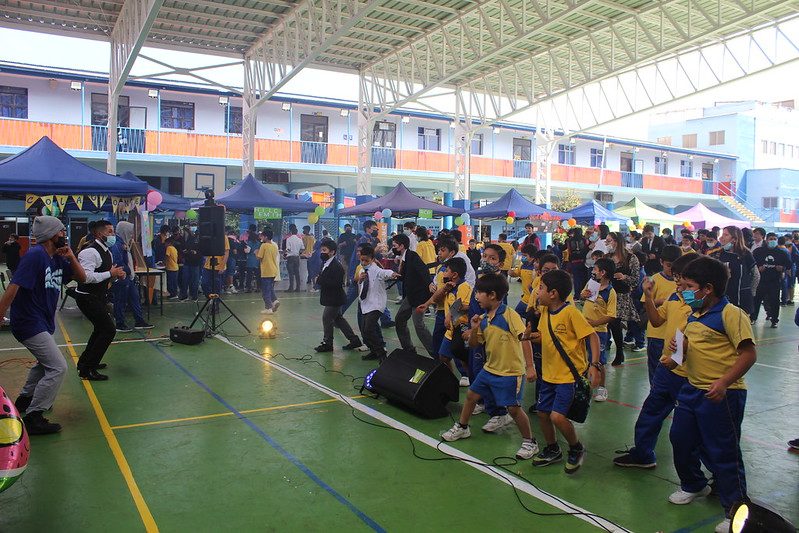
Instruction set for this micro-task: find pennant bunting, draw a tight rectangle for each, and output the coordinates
[25,194,39,210]
[72,195,84,210]
[111,197,121,214]
[55,195,69,210]
[87,195,99,208]
[98,196,108,208]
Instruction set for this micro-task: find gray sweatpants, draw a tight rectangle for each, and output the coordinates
[19,331,68,414]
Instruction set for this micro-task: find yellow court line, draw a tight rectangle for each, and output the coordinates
[57,318,159,533]
[112,396,366,430]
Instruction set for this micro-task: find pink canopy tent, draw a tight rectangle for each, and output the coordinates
[674,202,750,229]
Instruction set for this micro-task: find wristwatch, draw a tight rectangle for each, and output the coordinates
[590,362,603,370]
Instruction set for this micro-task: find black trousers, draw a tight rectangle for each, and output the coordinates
[361,310,385,357]
[322,305,358,346]
[75,293,116,371]
[753,282,780,322]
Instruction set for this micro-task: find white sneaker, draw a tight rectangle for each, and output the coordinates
[357,345,370,352]
[394,296,403,304]
[714,519,730,533]
[668,486,711,505]
[515,440,540,460]
[272,300,280,311]
[482,414,513,433]
[261,308,273,315]
[472,403,485,415]
[632,344,647,352]
[593,386,608,402]
[442,423,471,442]
[459,376,470,387]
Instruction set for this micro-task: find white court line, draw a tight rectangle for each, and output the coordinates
[754,362,799,373]
[0,336,167,352]
[215,334,628,532]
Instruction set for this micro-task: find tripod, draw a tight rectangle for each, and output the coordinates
[189,257,250,335]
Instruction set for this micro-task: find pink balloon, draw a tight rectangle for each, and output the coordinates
[374,210,383,220]
[147,190,163,210]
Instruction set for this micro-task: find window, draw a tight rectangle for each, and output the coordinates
[590,148,604,168]
[471,133,483,156]
[682,134,697,148]
[708,130,725,145]
[701,162,714,180]
[0,86,27,118]
[558,143,575,165]
[779,143,786,157]
[224,105,242,134]
[769,141,777,155]
[762,197,778,209]
[655,156,668,175]
[656,136,672,145]
[620,151,633,172]
[161,100,195,130]
[417,127,440,151]
[91,93,130,127]
[783,197,793,213]
[513,138,532,161]
[762,139,769,154]
[373,121,396,148]
[680,159,693,178]
[794,198,799,211]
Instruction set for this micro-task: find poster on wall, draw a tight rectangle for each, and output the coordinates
[139,205,152,257]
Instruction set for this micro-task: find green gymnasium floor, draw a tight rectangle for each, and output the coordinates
[0,282,797,533]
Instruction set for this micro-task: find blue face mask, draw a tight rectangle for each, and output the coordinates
[768,240,778,248]
[105,235,117,247]
[722,242,733,251]
[681,289,705,310]
[589,233,598,242]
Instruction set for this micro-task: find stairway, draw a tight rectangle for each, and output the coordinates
[719,195,765,224]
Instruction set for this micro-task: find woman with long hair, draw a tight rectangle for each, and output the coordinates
[719,225,755,314]
[605,231,641,366]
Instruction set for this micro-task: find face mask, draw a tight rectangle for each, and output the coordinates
[607,244,616,253]
[585,259,595,269]
[589,233,598,242]
[105,235,117,247]
[480,260,498,273]
[392,246,401,256]
[768,240,778,248]
[442,276,452,284]
[591,273,601,282]
[722,242,733,251]
[54,236,67,248]
[682,289,705,310]
[319,252,330,262]
[370,230,378,238]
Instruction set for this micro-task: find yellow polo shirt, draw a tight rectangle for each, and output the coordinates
[444,281,472,340]
[476,304,527,376]
[582,284,617,333]
[498,242,515,271]
[204,236,229,271]
[656,292,692,378]
[255,241,279,278]
[510,263,537,303]
[641,272,677,339]
[538,303,595,384]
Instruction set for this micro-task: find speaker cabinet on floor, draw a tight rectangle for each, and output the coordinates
[369,349,459,418]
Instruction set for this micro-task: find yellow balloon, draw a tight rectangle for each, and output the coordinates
[308,213,319,224]
[505,216,514,224]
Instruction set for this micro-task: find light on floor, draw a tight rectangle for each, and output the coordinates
[730,500,796,533]
[259,319,276,339]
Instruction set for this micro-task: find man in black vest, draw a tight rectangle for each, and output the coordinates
[641,224,665,275]
[392,233,434,356]
[75,220,126,380]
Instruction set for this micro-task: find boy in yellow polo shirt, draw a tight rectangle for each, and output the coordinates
[255,229,280,314]
[641,244,681,384]
[529,270,600,474]
[442,272,539,461]
[164,237,179,299]
[579,257,616,402]
[613,252,697,469]
[509,244,537,316]
[666,256,756,533]
[497,233,515,276]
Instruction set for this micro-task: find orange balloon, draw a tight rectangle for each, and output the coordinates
[568,218,577,227]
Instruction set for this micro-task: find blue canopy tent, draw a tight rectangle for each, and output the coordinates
[564,200,628,225]
[338,182,462,217]
[467,189,561,219]
[119,171,190,212]
[0,137,148,204]
[191,174,317,213]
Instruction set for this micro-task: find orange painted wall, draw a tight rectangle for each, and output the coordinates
[643,175,703,193]
[0,120,86,150]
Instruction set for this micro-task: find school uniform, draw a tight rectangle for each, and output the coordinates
[642,272,677,384]
[317,255,360,348]
[394,248,433,355]
[536,302,595,415]
[437,280,472,359]
[470,304,527,407]
[255,241,279,310]
[498,242,515,275]
[582,284,617,365]
[75,240,116,373]
[510,262,536,316]
[357,262,395,359]
[165,244,179,297]
[669,298,753,516]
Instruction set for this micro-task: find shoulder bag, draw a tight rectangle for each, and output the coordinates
[546,312,592,423]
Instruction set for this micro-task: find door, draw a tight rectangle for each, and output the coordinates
[0,220,15,265]
[513,138,533,178]
[633,159,644,173]
[372,121,396,168]
[620,152,633,172]
[69,221,88,253]
[300,114,329,164]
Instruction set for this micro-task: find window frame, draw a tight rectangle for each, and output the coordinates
[557,143,575,165]
[682,134,697,148]
[589,148,604,168]
[680,159,693,178]
[0,85,28,119]
[160,99,195,130]
[417,127,441,151]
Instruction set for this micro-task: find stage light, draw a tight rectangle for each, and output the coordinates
[730,500,796,533]
[259,319,276,339]
[362,368,378,392]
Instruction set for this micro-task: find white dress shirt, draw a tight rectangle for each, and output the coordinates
[592,239,609,255]
[455,251,477,286]
[321,256,336,272]
[358,264,395,314]
[405,230,418,252]
[285,234,303,257]
[77,241,112,285]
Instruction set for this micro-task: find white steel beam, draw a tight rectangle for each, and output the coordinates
[245,0,385,110]
[356,74,375,196]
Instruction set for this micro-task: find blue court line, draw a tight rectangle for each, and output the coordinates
[672,513,725,533]
[147,342,386,532]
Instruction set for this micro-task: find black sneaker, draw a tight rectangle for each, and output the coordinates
[342,339,363,350]
[528,404,538,414]
[565,443,585,474]
[788,438,799,450]
[116,325,134,333]
[14,395,32,414]
[613,452,656,469]
[532,444,562,467]
[611,354,624,366]
[134,322,155,330]
[23,411,62,435]
[361,352,379,361]
[314,344,333,353]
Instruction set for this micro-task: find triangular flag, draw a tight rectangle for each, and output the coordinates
[111,197,121,214]
[41,195,53,209]
[98,195,108,208]
[55,195,69,210]
[25,194,39,210]
[88,195,99,208]
[72,195,84,210]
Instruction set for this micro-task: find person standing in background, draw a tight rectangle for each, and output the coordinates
[301,225,316,290]
[111,221,153,332]
[337,223,357,282]
[3,233,21,275]
[245,225,261,292]
[283,224,304,292]
[180,226,201,302]
[256,229,280,315]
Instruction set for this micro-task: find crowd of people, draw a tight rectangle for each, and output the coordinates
[2,214,797,532]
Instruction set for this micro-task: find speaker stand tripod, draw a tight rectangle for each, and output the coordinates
[188,257,250,336]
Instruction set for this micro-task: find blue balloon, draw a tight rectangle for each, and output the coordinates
[462,213,470,223]
[336,202,345,210]
[381,208,392,218]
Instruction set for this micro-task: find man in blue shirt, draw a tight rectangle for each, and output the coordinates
[0,216,86,434]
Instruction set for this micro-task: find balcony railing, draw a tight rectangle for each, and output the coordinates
[621,171,643,188]
[300,141,328,164]
[513,159,532,179]
[91,125,146,153]
[372,146,396,168]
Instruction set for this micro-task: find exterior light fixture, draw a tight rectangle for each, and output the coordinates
[281,102,291,111]
[218,96,229,106]
[70,81,82,91]
[148,89,159,98]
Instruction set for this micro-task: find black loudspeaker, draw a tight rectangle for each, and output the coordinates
[170,326,205,345]
[368,349,459,418]
[198,205,226,256]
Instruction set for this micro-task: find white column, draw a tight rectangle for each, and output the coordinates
[356,75,374,196]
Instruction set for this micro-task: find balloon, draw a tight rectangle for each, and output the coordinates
[561,220,570,229]
[626,219,635,227]
[314,206,325,216]
[508,211,516,218]
[461,213,470,223]
[683,220,691,227]
[374,211,383,220]
[308,213,319,224]
[454,216,463,226]
[594,219,601,227]
[336,202,345,210]
[381,208,392,218]
[146,190,163,210]
[505,216,514,224]
[688,224,695,231]
[0,384,29,493]
[568,218,577,227]
[186,209,198,220]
